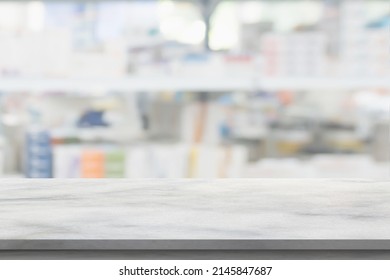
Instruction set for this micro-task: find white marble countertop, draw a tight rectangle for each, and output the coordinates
[0,179,389,244]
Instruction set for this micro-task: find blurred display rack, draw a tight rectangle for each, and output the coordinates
[0,76,389,93]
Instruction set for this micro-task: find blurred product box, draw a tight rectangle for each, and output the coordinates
[53,145,81,178]
[174,53,220,77]
[25,130,52,178]
[223,54,259,77]
[0,30,72,77]
[81,149,105,178]
[105,150,126,178]
[70,52,127,78]
[261,32,327,77]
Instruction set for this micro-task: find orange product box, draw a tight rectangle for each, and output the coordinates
[81,150,105,178]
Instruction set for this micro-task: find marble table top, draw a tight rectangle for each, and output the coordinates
[0,179,389,250]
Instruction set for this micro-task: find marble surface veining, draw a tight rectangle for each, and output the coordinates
[0,179,389,239]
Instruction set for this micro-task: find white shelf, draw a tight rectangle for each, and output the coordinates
[0,76,389,92]
[0,76,257,92]
[260,77,390,91]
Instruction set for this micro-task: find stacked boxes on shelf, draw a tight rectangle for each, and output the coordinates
[53,144,247,178]
[339,1,369,77]
[339,1,389,77]
[54,145,126,178]
[261,32,327,77]
[364,29,390,77]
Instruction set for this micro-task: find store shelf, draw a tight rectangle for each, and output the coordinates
[260,77,390,91]
[0,76,389,93]
[0,76,257,93]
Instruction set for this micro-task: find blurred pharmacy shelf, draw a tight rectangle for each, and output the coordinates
[1,76,390,93]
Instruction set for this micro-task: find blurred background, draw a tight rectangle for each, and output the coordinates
[0,0,389,179]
